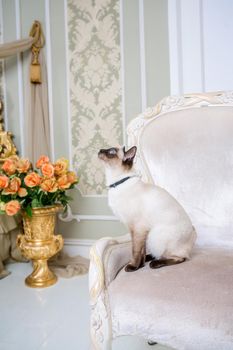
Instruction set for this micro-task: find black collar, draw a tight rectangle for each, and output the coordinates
[109,176,132,189]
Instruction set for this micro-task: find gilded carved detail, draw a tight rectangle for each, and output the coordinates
[17,234,63,261]
[0,102,17,163]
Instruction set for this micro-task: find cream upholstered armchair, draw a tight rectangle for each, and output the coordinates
[89,91,233,350]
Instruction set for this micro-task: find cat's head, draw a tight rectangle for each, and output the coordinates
[98,146,137,171]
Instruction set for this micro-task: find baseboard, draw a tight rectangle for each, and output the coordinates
[63,238,96,259]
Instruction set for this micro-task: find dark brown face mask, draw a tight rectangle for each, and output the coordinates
[98,146,137,170]
[98,147,119,159]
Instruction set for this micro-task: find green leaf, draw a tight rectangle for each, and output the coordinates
[59,194,73,202]
[31,198,41,208]
[25,205,32,217]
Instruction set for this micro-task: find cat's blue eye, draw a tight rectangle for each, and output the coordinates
[109,148,117,155]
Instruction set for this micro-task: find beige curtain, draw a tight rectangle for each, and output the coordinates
[0,21,51,162]
[0,22,51,277]
[0,21,89,279]
[0,215,26,279]
[49,253,89,278]
[25,51,51,162]
[0,37,35,59]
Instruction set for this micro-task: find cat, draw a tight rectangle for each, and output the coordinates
[98,146,196,272]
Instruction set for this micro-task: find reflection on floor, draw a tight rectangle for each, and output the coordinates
[0,263,171,350]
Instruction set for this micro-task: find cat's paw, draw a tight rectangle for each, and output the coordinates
[125,263,139,272]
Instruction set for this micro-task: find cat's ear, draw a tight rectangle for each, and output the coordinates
[123,146,137,162]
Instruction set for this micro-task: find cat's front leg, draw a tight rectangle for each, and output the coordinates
[125,230,147,272]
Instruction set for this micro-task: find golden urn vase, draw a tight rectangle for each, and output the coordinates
[17,205,64,288]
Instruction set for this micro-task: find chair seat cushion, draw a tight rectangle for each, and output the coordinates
[108,246,233,350]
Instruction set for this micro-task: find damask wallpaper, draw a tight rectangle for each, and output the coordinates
[68,0,123,195]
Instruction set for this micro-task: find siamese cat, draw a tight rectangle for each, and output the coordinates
[98,146,196,272]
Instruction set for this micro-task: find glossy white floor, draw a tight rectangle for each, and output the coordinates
[0,262,171,350]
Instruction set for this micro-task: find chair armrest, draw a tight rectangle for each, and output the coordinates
[89,235,131,349]
[89,234,131,305]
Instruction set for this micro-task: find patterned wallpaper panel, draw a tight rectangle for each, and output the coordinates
[68,0,123,195]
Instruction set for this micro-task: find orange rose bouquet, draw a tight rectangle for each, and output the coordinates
[0,155,78,217]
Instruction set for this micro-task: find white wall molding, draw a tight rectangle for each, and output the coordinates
[45,0,55,162]
[63,238,95,259]
[0,0,3,42]
[168,0,183,95]
[15,0,25,156]
[138,0,147,110]
[199,0,205,92]
[168,0,205,94]
[119,0,126,146]
[64,0,73,170]
[59,206,119,223]
[181,0,205,93]
[75,190,108,199]
[168,0,233,94]
[0,0,8,130]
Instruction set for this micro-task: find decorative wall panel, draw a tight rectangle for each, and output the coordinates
[168,0,233,95]
[68,0,123,195]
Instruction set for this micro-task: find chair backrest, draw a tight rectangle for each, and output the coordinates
[127,91,233,246]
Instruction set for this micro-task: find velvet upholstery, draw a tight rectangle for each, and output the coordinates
[140,106,233,243]
[109,245,233,349]
[89,92,233,350]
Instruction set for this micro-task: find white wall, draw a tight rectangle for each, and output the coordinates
[0,0,170,240]
[168,0,233,95]
[1,0,233,241]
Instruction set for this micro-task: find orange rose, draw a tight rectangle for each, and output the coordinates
[0,175,9,189]
[54,158,69,176]
[24,172,41,187]
[3,177,21,195]
[40,177,58,193]
[18,187,28,197]
[16,158,31,173]
[2,159,17,175]
[57,174,71,190]
[67,171,78,184]
[5,200,21,216]
[36,155,50,169]
[41,163,54,178]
